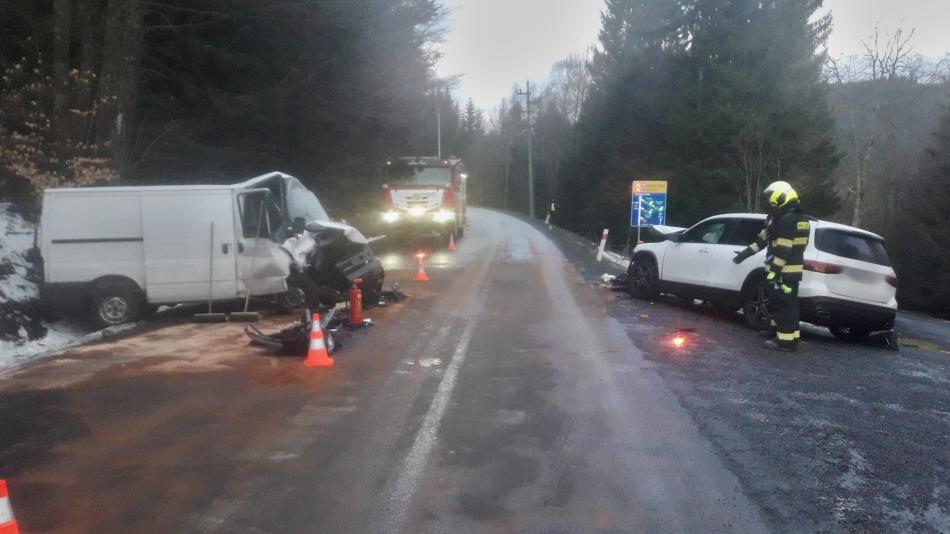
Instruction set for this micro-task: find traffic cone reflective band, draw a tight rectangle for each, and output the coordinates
[304,314,333,368]
[448,234,457,252]
[414,253,430,282]
[0,480,20,534]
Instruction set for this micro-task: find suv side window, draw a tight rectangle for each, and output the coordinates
[723,218,765,246]
[681,219,734,244]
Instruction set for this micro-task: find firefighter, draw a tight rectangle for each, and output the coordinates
[732,181,811,352]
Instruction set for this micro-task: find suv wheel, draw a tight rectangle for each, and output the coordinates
[626,259,658,299]
[829,326,872,341]
[742,280,774,331]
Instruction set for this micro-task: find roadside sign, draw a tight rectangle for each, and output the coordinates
[630,180,668,227]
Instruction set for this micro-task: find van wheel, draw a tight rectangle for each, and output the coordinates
[829,326,872,342]
[277,274,321,312]
[626,258,658,299]
[91,284,143,329]
[742,281,774,331]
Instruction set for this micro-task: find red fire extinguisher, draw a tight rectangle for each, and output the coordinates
[348,278,364,326]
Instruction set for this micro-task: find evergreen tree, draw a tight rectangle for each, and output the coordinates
[893,102,950,317]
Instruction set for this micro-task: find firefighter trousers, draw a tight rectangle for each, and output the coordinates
[772,280,800,348]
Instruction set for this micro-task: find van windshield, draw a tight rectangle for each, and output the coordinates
[286,179,330,222]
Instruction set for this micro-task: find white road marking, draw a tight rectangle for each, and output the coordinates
[383,312,481,533]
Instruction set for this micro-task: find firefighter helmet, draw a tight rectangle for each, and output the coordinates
[763,181,798,208]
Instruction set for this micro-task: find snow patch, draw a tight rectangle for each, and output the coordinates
[0,202,100,371]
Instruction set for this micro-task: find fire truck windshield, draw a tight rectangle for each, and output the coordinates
[391,165,452,185]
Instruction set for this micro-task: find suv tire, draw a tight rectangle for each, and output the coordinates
[626,258,659,300]
[829,326,872,341]
[742,280,774,331]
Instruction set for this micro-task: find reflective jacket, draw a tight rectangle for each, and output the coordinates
[741,208,811,282]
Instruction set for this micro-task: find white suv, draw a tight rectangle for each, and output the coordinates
[626,213,898,340]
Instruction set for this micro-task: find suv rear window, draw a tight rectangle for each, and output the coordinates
[816,228,890,266]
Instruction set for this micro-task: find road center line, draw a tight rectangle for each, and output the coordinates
[383,308,481,533]
[380,244,496,533]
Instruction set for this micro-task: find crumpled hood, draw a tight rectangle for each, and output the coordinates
[305,220,370,245]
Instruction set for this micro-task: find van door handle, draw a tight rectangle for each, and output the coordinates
[237,243,244,254]
[222,243,230,255]
[699,248,710,254]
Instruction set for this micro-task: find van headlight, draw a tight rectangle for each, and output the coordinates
[432,210,454,223]
[382,211,400,223]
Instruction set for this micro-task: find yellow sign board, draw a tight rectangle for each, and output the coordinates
[632,180,668,195]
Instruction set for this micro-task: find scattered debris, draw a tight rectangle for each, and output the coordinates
[640,314,651,320]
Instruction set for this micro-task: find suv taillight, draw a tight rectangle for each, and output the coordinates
[804,259,843,274]
[886,275,898,287]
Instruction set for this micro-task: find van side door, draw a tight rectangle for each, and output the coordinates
[142,191,239,303]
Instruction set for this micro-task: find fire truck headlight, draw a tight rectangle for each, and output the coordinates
[382,211,400,223]
[432,210,455,223]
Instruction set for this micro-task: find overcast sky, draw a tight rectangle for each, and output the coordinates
[435,0,950,110]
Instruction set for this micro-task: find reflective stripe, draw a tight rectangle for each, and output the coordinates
[310,338,326,350]
[764,264,771,273]
[772,256,787,267]
[757,230,768,240]
[749,243,760,252]
[782,264,803,274]
[770,320,777,327]
[793,237,808,245]
[0,498,13,524]
[777,331,797,341]
[773,238,794,247]
[794,330,801,339]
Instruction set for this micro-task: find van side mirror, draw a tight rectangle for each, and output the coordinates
[292,217,306,234]
[666,233,682,242]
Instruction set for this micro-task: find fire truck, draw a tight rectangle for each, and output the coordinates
[380,157,468,240]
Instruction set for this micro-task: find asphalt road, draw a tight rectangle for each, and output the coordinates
[1,208,948,533]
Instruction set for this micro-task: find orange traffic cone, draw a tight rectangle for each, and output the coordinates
[447,233,457,252]
[0,480,20,534]
[303,314,333,368]
[414,253,430,282]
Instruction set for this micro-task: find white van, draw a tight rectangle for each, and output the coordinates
[38,172,325,327]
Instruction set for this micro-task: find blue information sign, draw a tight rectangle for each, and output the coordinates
[630,193,667,227]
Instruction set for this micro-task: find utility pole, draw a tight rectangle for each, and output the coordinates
[435,86,442,160]
[516,80,537,218]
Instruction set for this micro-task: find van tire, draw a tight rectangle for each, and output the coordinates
[277,274,321,311]
[90,282,144,329]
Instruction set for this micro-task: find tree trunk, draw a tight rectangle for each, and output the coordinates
[76,0,101,144]
[52,0,72,144]
[94,0,144,177]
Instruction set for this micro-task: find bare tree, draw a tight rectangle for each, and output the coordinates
[826,26,925,227]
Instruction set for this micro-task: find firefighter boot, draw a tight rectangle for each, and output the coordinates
[763,339,796,352]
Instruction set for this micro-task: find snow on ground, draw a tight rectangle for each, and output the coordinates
[601,250,631,272]
[0,202,88,370]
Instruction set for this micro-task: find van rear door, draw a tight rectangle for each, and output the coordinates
[142,191,239,303]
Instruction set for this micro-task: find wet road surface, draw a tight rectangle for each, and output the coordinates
[2,208,949,533]
[1,208,766,533]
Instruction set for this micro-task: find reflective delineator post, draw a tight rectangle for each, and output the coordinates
[414,253,430,282]
[303,314,333,368]
[0,480,20,534]
[596,228,609,262]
